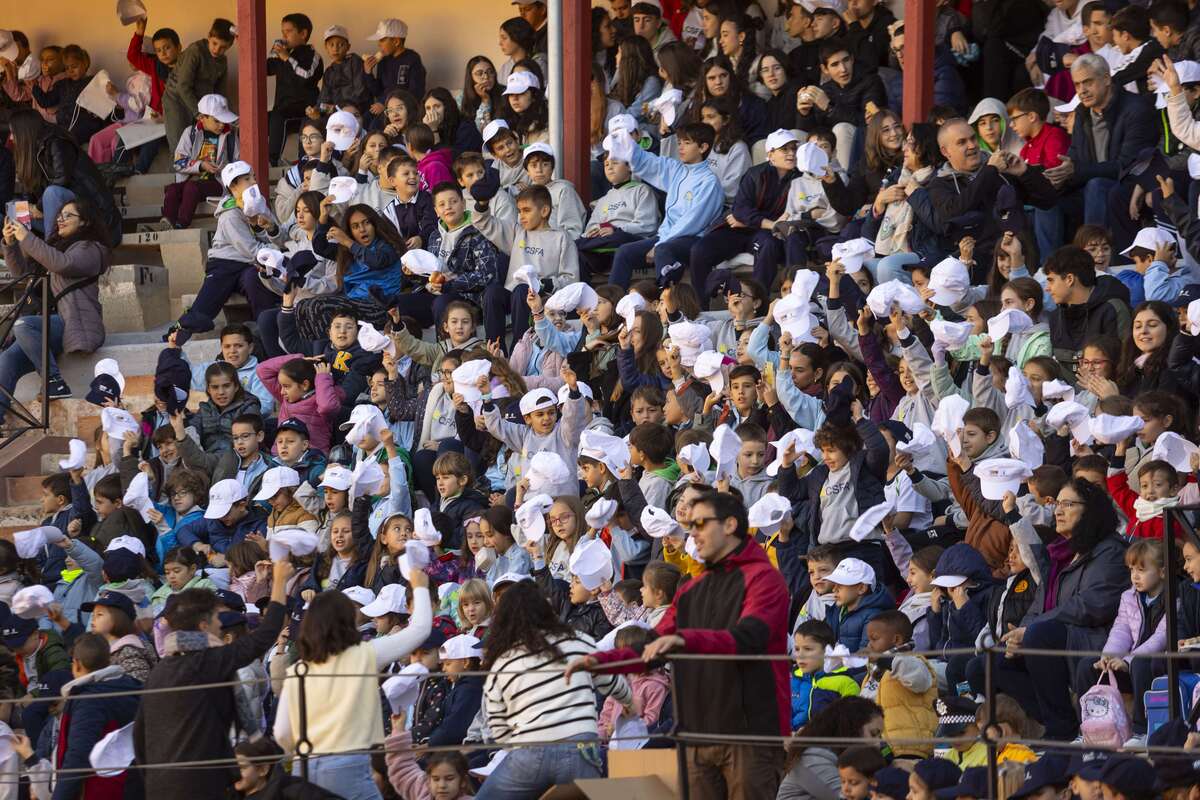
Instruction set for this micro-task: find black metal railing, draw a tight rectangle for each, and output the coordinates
[0,271,50,451]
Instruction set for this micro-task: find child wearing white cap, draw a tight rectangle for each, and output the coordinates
[165,93,239,229]
[577,151,661,281]
[364,19,426,112]
[823,557,895,653]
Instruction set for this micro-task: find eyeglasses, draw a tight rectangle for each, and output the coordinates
[169,489,192,499]
[1078,358,1110,368]
[1055,499,1085,510]
[300,134,323,143]
[685,515,718,531]
[56,211,79,221]
[548,514,574,525]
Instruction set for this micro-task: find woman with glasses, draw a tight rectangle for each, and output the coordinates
[0,196,109,414]
[988,478,1126,741]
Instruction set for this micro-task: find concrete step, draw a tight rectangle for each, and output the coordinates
[0,431,74,478]
[100,265,172,334]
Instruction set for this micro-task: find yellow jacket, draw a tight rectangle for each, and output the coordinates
[877,655,939,758]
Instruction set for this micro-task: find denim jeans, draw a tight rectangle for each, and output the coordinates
[0,315,65,414]
[297,753,381,800]
[34,187,76,235]
[866,252,921,285]
[474,736,604,799]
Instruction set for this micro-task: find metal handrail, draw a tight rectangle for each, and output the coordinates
[0,271,50,451]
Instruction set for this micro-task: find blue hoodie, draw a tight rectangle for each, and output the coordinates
[927,543,996,653]
[176,508,268,554]
[629,142,723,242]
[827,583,895,653]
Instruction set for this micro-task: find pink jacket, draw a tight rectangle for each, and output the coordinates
[599,671,670,739]
[1101,587,1167,665]
[2,73,65,122]
[257,355,343,454]
[230,571,270,606]
[510,328,565,391]
[417,148,455,192]
[385,729,473,800]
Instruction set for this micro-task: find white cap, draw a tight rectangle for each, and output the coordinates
[512,264,541,292]
[1046,400,1093,445]
[608,113,638,136]
[11,586,54,619]
[357,321,396,357]
[327,175,359,204]
[399,540,431,575]
[89,722,135,778]
[220,161,253,189]
[519,387,558,416]
[323,24,350,41]
[339,403,388,448]
[492,572,534,588]
[765,128,800,152]
[1004,365,1034,410]
[677,442,711,477]
[825,557,876,589]
[14,526,65,559]
[896,422,938,456]
[569,538,614,591]
[319,464,353,492]
[204,479,247,519]
[268,527,319,561]
[452,360,493,407]
[848,498,894,542]
[1188,298,1200,336]
[1054,95,1081,113]
[100,408,140,445]
[382,662,428,714]
[255,248,285,277]
[352,460,387,499]
[326,110,360,150]
[197,93,237,124]
[928,257,971,305]
[502,71,541,96]
[667,320,713,368]
[1190,153,1200,181]
[649,87,684,127]
[515,494,554,542]
[931,394,970,457]
[1090,413,1146,444]
[693,350,726,395]
[585,498,619,531]
[557,381,593,406]
[342,586,376,606]
[1152,431,1199,474]
[866,280,925,317]
[523,142,555,162]
[929,319,974,350]
[747,493,792,535]
[930,573,969,588]
[766,429,818,476]
[795,140,830,175]
[105,535,146,558]
[545,282,599,314]
[1009,423,1045,469]
[578,429,631,477]
[640,506,683,539]
[987,307,1034,342]
[58,439,88,472]
[709,424,742,482]
[411,508,442,547]
[482,118,511,145]
[975,457,1035,500]
[440,634,483,660]
[831,238,874,274]
[773,293,815,342]
[401,248,439,277]
[254,466,301,502]
[367,18,409,40]
[1155,61,1200,107]
[1120,226,1176,257]
[633,0,663,11]
[596,620,654,652]
[360,583,408,617]
[0,31,18,63]
[527,451,571,494]
[787,268,819,301]
[616,293,646,330]
[1040,379,1075,403]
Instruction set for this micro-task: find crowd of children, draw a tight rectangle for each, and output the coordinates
[12,0,1200,797]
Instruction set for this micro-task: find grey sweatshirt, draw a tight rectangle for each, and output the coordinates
[545,179,588,238]
[482,392,591,490]
[585,180,661,238]
[472,207,581,291]
[208,199,284,263]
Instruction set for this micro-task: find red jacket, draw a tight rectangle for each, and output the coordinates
[1108,470,1170,539]
[126,32,168,113]
[592,537,791,736]
[1019,123,1071,169]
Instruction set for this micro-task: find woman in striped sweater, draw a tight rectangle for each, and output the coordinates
[476,581,634,799]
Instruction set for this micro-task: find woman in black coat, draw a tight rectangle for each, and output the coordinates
[8,109,123,246]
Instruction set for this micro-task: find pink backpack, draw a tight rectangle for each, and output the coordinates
[1080,669,1131,748]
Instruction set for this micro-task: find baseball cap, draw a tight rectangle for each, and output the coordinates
[492,572,534,590]
[197,93,238,124]
[502,71,541,96]
[220,160,253,189]
[519,388,558,416]
[824,557,875,589]
[367,19,408,40]
[213,589,247,612]
[360,584,408,618]
[765,128,799,152]
[86,374,122,406]
[1098,756,1156,796]
[522,142,555,163]
[254,466,301,502]
[1172,282,1200,309]
[204,479,247,520]
[0,604,37,648]
[440,634,483,660]
[1009,755,1071,800]
[482,119,511,146]
[320,464,354,492]
[323,24,350,41]
[934,767,989,800]
[276,417,310,440]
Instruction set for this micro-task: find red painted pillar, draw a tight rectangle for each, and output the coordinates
[237,0,270,191]
[902,0,935,127]
[562,0,592,203]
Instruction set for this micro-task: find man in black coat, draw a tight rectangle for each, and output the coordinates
[133,560,291,799]
[1045,54,1159,251]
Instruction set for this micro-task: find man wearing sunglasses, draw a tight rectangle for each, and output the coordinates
[568,488,791,799]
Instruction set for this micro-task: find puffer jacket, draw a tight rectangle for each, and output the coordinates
[826,584,895,653]
[2,232,108,354]
[1101,586,1167,664]
[191,393,262,453]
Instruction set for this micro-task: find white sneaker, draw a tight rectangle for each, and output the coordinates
[1122,734,1146,749]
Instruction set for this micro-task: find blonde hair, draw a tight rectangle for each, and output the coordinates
[1124,538,1168,571]
[457,578,494,622]
[975,694,1031,738]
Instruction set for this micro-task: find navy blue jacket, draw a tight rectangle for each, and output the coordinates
[277,310,382,407]
[388,190,438,246]
[825,584,895,652]
[366,49,426,102]
[1067,88,1159,185]
[176,507,268,553]
[725,162,797,231]
[427,675,484,747]
[53,670,142,800]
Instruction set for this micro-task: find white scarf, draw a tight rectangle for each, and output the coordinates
[1133,494,1179,523]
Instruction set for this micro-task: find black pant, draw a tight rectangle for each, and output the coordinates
[689,228,784,297]
[179,257,281,335]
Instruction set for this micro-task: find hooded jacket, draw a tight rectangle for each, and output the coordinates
[257,355,345,455]
[209,197,286,264]
[416,148,455,192]
[1046,277,1132,365]
[173,122,239,182]
[926,544,996,652]
[968,98,1024,157]
[592,538,792,737]
[53,665,142,800]
[826,583,895,653]
[2,231,108,355]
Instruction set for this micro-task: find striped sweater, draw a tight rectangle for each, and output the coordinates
[484,633,632,743]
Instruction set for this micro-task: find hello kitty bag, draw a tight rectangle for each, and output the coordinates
[1079,669,1131,748]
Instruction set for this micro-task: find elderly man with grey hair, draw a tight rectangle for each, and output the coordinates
[1042,53,1158,252]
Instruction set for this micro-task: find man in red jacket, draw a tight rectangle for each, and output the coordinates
[568,489,791,799]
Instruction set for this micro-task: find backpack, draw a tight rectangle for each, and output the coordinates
[1079,669,1131,748]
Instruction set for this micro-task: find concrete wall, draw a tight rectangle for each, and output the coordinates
[3,0,513,104]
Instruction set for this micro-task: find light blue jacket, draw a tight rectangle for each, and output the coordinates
[189,355,276,416]
[630,143,723,242]
[747,322,827,430]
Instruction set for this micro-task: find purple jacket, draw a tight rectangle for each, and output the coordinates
[859,329,903,423]
[1101,587,1167,664]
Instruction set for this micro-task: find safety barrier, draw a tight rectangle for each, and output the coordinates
[0,272,50,451]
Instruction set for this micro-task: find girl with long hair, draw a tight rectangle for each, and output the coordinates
[593,8,618,78]
[718,12,764,97]
[497,17,544,85]
[500,69,549,145]
[610,36,662,121]
[699,96,751,205]
[826,109,904,220]
[616,310,670,392]
[461,55,503,133]
[423,87,483,155]
[687,54,767,142]
[1118,301,1183,399]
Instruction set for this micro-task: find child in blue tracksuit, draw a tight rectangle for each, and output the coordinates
[791,620,861,730]
[608,122,724,288]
